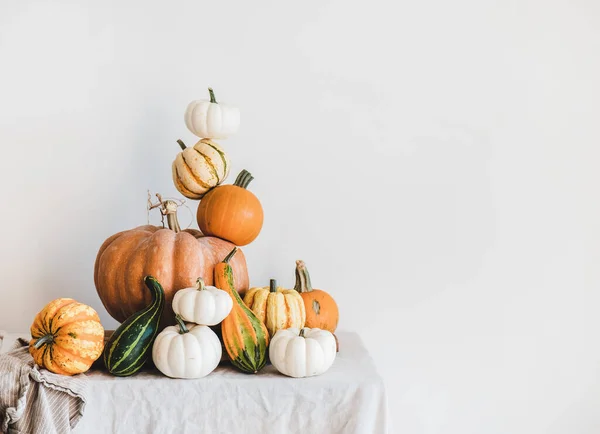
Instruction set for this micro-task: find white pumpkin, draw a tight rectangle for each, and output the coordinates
[269,327,337,378]
[152,317,222,379]
[172,138,231,200]
[172,278,233,326]
[184,88,240,139]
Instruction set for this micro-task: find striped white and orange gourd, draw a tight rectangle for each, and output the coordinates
[243,279,306,338]
[171,138,230,199]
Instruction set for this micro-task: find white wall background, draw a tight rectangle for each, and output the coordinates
[1,1,599,432]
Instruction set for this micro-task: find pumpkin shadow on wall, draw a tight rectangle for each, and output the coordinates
[37,103,177,325]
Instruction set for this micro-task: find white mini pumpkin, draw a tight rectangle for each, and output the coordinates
[172,278,233,326]
[152,316,222,379]
[172,138,230,199]
[184,88,240,139]
[269,327,337,378]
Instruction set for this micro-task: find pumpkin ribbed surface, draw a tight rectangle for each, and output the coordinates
[29,298,104,375]
[244,279,306,338]
[172,138,230,199]
[294,261,339,333]
[94,225,249,327]
[197,170,264,246]
[215,248,269,374]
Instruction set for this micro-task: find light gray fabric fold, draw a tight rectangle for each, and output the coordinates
[0,339,87,434]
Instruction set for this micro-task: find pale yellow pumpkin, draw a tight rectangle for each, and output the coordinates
[243,279,306,338]
[172,138,230,199]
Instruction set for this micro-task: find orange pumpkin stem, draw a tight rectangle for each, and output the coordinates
[176,139,187,150]
[233,170,254,189]
[269,279,277,293]
[33,334,54,349]
[223,247,238,264]
[294,260,313,293]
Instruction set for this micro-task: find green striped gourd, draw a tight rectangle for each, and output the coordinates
[103,276,165,376]
[215,248,269,373]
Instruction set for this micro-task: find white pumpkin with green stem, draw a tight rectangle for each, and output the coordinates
[269,327,337,378]
[172,277,233,326]
[184,88,240,139]
[172,138,230,200]
[152,315,222,379]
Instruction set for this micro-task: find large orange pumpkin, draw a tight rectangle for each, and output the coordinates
[29,298,105,375]
[294,260,339,333]
[197,169,264,246]
[94,197,249,327]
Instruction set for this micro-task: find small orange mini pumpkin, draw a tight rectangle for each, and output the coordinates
[29,298,105,375]
[294,260,339,333]
[196,169,264,246]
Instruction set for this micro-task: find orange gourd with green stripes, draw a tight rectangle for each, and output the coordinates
[29,299,105,375]
[215,248,269,373]
[103,276,165,376]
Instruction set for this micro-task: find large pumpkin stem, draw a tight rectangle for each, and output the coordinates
[175,314,189,334]
[33,334,54,349]
[294,260,313,293]
[148,193,182,233]
[233,170,254,189]
[270,279,277,293]
[177,139,187,150]
[208,87,217,104]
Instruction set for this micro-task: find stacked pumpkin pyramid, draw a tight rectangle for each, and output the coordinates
[27,89,339,380]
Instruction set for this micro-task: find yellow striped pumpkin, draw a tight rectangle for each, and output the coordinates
[29,299,105,375]
[244,279,306,338]
[172,138,230,199]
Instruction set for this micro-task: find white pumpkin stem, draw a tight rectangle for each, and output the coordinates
[33,334,54,349]
[299,328,306,338]
[175,314,189,334]
[195,278,206,291]
[294,260,313,293]
[269,279,277,293]
[208,87,218,104]
[177,139,187,150]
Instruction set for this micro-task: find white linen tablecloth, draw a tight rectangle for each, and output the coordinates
[1,331,388,434]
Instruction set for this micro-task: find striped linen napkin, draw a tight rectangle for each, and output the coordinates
[0,335,87,434]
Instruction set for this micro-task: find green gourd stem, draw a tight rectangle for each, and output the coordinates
[175,314,189,334]
[145,276,163,305]
[177,139,187,150]
[34,335,54,349]
[294,260,313,293]
[233,170,254,189]
[299,328,306,338]
[223,247,238,264]
[269,279,277,293]
[208,87,217,104]
[195,278,206,291]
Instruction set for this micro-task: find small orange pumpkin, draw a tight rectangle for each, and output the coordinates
[29,298,105,375]
[196,169,264,246]
[294,260,339,333]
